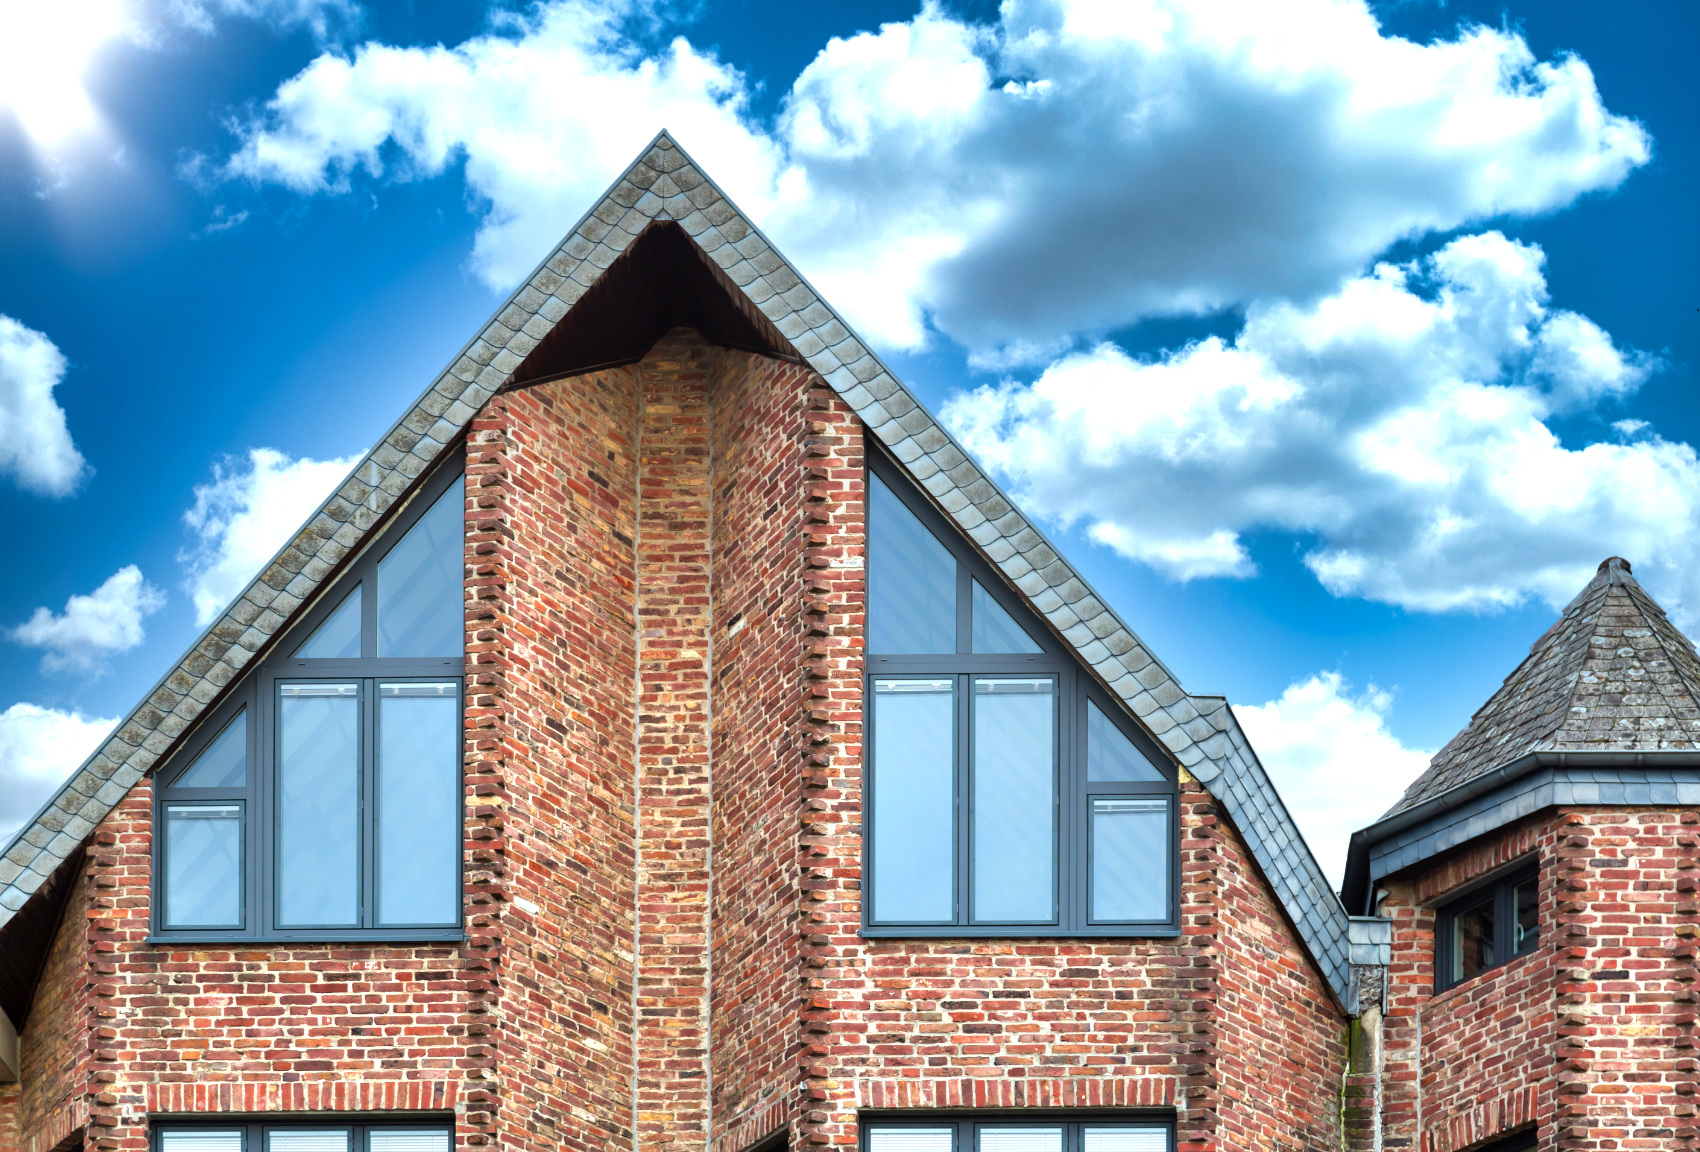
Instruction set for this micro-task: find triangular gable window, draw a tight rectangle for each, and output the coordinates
[172,710,248,789]
[864,454,1178,938]
[377,475,465,657]
[294,587,361,659]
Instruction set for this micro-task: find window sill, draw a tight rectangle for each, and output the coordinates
[860,925,1181,939]
[145,930,467,946]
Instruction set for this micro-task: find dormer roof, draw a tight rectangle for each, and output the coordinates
[0,131,1354,1004]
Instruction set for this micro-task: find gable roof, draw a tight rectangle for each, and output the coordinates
[1386,557,1700,816]
[0,131,1353,1003]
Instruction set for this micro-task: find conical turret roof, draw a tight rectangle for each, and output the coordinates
[1387,557,1700,815]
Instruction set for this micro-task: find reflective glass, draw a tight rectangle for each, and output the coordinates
[174,710,248,789]
[377,683,461,926]
[868,474,956,654]
[1083,1128,1169,1152]
[1452,895,1495,980]
[1091,797,1170,922]
[1087,700,1164,782]
[971,678,1056,922]
[979,1130,1062,1152]
[377,478,465,657]
[1513,878,1539,955]
[871,679,956,922]
[267,1133,351,1152]
[276,683,360,928]
[160,1133,244,1152]
[295,586,362,659]
[971,581,1043,654]
[868,1130,953,1152]
[165,804,243,929]
[368,1132,453,1152]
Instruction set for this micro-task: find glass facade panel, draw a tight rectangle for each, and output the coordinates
[868,474,956,654]
[377,682,461,926]
[871,679,956,922]
[276,683,361,928]
[971,581,1042,654]
[164,804,243,929]
[1087,700,1165,782]
[1513,878,1539,954]
[1091,797,1171,922]
[971,678,1056,922]
[1083,1129,1169,1152]
[295,587,362,659]
[1452,894,1495,980]
[174,710,248,789]
[377,478,465,657]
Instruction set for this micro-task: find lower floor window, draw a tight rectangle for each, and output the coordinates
[155,1122,451,1152]
[864,1118,1171,1152]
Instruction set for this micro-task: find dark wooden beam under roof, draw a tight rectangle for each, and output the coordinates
[0,847,83,1029]
[505,219,803,390]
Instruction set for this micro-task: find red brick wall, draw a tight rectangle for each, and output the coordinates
[474,361,641,1152]
[17,866,89,1148]
[707,350,819,1152]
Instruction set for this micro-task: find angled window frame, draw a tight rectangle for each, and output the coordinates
[1433,856,1540,993]
[151,460,467,944]
[862,451,1181,939]
[860,1112,1177,1152]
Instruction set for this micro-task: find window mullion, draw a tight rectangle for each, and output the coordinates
[362,677,376,930]
[957,672,971,927]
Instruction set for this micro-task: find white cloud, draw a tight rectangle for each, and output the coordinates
[0,704,116,842]
[162,0,359,41]
[1236,673,1433,885]
[10,565,166,676]
[0,315,88,497]
[181,447,358,625]
[219,0,1647,357]
[943,231,1694,619]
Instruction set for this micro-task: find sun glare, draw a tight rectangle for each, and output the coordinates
[0,0,129,148]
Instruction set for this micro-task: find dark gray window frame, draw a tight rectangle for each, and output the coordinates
[862,452,1181,939]
[151,461,467,944]
[859,1113,1176,1152]
[1433,858,1539,993]
[151,1116,455,1151]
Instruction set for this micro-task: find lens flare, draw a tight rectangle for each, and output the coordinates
[0,0,128,148]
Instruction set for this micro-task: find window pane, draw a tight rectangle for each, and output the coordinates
[871,679,956,922]
[174,710,248,789]
[377,477,465,657]
[160,1130,244,1152]
[267,1133,351,1152]
[276,683,360,928]
[1087,700,1165,782]
[868,1129,953,1152]
[295,586,362,659]
[971,581,1042,654]
[368,1131,452,1152]
[1513,878,1539,955]
[377,682,461,926]
[979,1130,1063,1152]
[1084,1128,1169,1152]
[165,804,243,929]
[1451,895,1495,981]
[1091,797,1171,922]
[868,474,956,654]
[971,678,1056,923]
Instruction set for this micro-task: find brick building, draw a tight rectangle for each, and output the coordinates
[0,132,1690,1152]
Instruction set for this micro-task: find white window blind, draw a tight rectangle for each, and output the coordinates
[368,1131,453,1152]
[159,1133,244,1152]
[266,1131,351,1152]
[1083,1128,1167,1152]
[868,1128,954,1152]
[979,1129,1064,1152]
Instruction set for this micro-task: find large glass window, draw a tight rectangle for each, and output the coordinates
[154,465,466,942]
[865,460,1178,937]
[155,1122,452,1152]
[1436,862,1540,991]
[863,1118,1172,1152]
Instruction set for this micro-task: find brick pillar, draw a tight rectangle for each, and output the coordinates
[635,330,719,1152]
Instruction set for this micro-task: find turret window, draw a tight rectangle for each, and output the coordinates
[863,458,1180,937]
[152,464,466,943]
[1436,862,1539,990]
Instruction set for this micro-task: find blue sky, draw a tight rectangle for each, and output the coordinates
[0,0,1694,881]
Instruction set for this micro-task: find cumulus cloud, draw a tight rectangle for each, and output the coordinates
[218,0,1647,358]
[181,448,358,625]
[1237,673,1433,885]
[10,566,166,676]
[0,704,116,841]
[944,231,1689,618]
[161,0,360,41]
[0,315,88,497]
